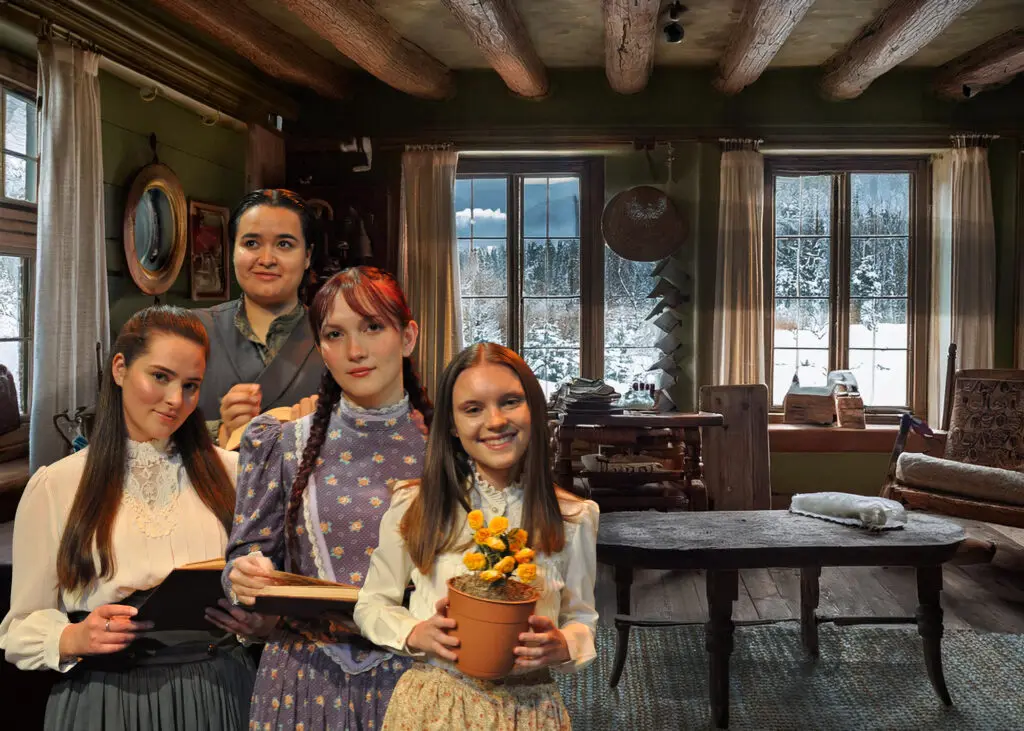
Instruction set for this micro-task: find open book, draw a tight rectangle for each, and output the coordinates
[132,557,360,630]
[224,406,295,451]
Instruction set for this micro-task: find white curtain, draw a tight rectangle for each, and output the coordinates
[927,152,953,427]
[245,124,285,191]
[712,142,766,385]
[949,138,996,371]
[397,147,461,400]
[30,39,108,470]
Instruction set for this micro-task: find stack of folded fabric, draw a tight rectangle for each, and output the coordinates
[550,378,622,415]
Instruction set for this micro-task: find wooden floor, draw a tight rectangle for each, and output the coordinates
[595,516,1024,634]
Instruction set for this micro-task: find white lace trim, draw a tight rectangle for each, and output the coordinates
[470,464,523,519]
[338,394,410,417]
[122,439,183,538]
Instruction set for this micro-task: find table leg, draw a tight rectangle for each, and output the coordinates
[705,569,738,729]
[608,565,634,688]
[800,566,821,657]
[916,565,952,705]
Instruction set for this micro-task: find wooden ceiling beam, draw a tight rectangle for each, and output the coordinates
[820,0,980,101]
[933,28,1024,100]
[274,0,454,101]
[714,0,818,95]
[602,0,661,95]
[441,0,548,99]
[150,0,349,99]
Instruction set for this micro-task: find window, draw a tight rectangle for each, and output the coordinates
[603,252,661,405]
[0,83,37,414]
[766,158,928,415]
[2,87,38,204]
[456,159,603,397]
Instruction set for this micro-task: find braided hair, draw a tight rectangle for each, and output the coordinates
[282,266,433,570]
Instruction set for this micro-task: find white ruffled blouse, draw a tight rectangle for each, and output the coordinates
[0,440,238,672]
[354,470,600,675]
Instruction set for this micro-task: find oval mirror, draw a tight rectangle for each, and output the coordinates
[123,163,187,295]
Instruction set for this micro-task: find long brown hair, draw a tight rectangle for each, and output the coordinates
[55,306,236,593]
[400,342,570,574]
[283,266,433,569]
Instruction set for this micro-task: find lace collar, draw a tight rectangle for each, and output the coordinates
[469,463,523,517]
[336,393,411,431]
[126,438,176,463]
[123,438,183,538]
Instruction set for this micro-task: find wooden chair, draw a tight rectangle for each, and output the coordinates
[883,345,1024,528]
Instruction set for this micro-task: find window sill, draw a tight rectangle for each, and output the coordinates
[768,423,941,454]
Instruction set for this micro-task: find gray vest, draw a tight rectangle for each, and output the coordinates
[194,300,324,422]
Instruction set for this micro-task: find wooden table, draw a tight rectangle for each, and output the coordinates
[554,411,724,511]
[597,510,965,729]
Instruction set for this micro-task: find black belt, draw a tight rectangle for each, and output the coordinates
[67,612,236,672]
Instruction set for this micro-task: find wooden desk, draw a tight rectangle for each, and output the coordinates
[598,510,965,729]
[553,411,724,511]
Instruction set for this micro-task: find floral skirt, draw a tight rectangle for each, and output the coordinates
[249,630,412,731]
[382,663,571,731]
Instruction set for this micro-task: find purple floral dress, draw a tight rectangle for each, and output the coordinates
[224,395,427,731]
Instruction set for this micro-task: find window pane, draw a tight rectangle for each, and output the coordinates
[4,156,33,202]
[772,348,797,405]
[455,179,472,237]
[4,90,37,157]
[851,236,908,298]
[523,297,580,395]
[547,177,580,238]
[848,299,908,406]
[774,177,800,236]
[523,178,547,238]
[851,173,909,236]
[523,238,579,297]
[797,237,830,297]
[462,297,507,347]
[470,178,506,237]
[795,348,830,388]
[459,239,506,296]
[774,238,799,297]
[604,247,659,401]
[0,340,24,413]
[0,256,23,338]
[605,348,661,404]
[798,298,830,349]
[797,175,831,236]
[523,348,580,399]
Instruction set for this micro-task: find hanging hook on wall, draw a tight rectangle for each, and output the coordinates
[139,87,158,103]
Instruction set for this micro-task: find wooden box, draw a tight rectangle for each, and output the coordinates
[782,391,835,425]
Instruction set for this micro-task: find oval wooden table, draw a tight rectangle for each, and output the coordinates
[597,510,965,729]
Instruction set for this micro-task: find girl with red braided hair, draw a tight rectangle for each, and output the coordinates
[221,266,431,730]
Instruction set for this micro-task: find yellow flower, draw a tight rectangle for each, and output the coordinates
[488,515,509,534]
[480,569,502,583]
[495,556,516,574]
[467,510,485,531]
[486,536,506,552]
[516,563,537,583]
[463,552,487,571]
[513,528,528,546]
[474,528,492,545]
[514,548,535,564]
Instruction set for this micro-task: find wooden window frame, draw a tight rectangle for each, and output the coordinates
[456,157,605,378]
[0,80,37,416]
[763,156,931,422]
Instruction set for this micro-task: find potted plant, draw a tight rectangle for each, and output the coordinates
[446,510,540,679]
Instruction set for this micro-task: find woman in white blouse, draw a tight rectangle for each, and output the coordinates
[355,342,599,730]
[0,306,258,730]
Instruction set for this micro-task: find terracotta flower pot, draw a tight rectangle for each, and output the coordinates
[446,577,539,680]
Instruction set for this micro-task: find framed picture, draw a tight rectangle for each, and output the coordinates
[188,200,231,301]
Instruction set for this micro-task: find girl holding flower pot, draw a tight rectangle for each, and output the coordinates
[222,266,431,730]
[355,342,599,730]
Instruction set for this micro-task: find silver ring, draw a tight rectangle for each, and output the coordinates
[105,619,111,632]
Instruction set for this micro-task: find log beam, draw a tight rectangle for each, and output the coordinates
[602,0,661,95]
[933,28,1024,100]
[714,0,818,94]
[821,0,980,100]
[441,0,548,99]
[151,0,349,99]
[275,0,454,100]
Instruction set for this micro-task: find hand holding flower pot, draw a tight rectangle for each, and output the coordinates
[446,510,541,679]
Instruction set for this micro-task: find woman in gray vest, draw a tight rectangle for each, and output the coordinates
[195,189,324,447]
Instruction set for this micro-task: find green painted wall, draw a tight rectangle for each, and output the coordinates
[101,72,246,334]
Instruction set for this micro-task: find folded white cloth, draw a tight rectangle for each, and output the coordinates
[789,492,907,531]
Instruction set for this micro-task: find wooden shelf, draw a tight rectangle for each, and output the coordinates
[769,424,942,454]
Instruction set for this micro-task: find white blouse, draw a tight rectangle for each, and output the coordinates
[0,440,238,672]
[355,473,599,675]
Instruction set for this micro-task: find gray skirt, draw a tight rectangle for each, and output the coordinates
[44,644,256,731]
